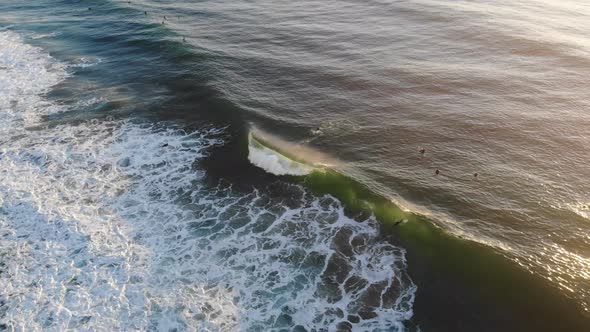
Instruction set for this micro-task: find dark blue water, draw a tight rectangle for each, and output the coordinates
[1,0,589,331]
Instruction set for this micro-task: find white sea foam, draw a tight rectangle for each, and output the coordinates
[28,32,60,40]
[0,120,416,331]
[70,56,102,68]
[0,31,66,126]
[248,134,314,176]
[0,32,416,331]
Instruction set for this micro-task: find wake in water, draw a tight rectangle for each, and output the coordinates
[0,31,416,331]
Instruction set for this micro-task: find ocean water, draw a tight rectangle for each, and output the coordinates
[0,0,589,331]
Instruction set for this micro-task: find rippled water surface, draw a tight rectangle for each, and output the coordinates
[1,0,589,331]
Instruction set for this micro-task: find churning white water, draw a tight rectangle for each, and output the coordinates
[0,31,416,331]
[247,134,314,176]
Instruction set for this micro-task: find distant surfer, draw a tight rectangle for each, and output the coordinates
[419,147,425,155]
[474,172,479,179]
[311,127,322,135]
[435,168,440,176]
[183,37,186,42]
[144,11,147,15]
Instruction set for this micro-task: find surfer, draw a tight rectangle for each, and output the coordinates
[183,37,186,42]
[144,11,147,15]
[435,168,440,176]
[419,147,425,155]
[474,172,479,179]
[311,127,322,135]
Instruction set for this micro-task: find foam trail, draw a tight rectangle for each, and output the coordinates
[248,134,314,176]
[0,31,416,331]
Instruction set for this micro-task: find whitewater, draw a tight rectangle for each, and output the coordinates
[0,30,416,331]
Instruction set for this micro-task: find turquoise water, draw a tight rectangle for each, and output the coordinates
[1,0,589,331]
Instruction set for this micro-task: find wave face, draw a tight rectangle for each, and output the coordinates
[129,0,590,318]
[4,0,589,328]
[248,134,314,176]
[0,31,415,331]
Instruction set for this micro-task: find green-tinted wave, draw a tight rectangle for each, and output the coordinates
[248,133,588,331]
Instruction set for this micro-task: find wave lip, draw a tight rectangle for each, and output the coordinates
[248,133,314,176]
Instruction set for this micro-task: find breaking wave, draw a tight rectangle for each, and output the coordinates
[248,134,314,176]
[0,31,416,331]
